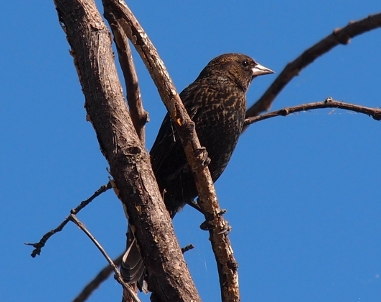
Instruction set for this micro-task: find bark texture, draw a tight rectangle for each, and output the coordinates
[54,0,201,301]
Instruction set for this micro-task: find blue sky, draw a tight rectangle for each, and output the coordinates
[1,1,381,301]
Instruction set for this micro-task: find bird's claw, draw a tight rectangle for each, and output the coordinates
[218,223,232,235]
[200,219,215,230]
[218,209,227,215]
[194,147,211,168]
[199,209,229,232]
[200,219,231,235]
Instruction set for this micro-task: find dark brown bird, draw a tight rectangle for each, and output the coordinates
[121,53,274,288]
[151,53,274,216]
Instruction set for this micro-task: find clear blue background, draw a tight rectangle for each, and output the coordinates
[1,1,380,301]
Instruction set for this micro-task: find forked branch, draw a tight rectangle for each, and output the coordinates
[103,0,240,300]
[54,0,201,301]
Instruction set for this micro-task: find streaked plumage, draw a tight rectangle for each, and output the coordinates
[122,53,274,287]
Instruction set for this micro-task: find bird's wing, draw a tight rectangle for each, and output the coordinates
[149,81,205,182]
[150,113,180,173]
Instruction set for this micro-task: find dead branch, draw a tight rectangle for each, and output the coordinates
[74,241,195,302]
[53,0,200,301]
[109,19,148,143]
[73,253,123,302]
[68,214,140,302]
[244,97,381,126]
[25,182,112,257]
[245,12,381,122]
[102,0,239,300]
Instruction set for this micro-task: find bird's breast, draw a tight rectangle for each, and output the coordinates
[194,93,246,182]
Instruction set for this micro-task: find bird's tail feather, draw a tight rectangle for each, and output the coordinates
[121,232,148,292]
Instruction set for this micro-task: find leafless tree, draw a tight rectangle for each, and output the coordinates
[26,1,381,301]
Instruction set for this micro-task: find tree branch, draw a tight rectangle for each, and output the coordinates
[109,18,148,143]
[53,0,200,301]
[26,182,112,257]
[74,241,195,302]
[102,0,239,301]
[244,97,381,125]
[245,12,381,122]
[68,214,141,302]
[73,253,123,302]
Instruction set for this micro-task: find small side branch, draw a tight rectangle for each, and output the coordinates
[244,98,381,126]
[25,182,112,257]
[72,253,123,302]
[68,214,140,302]
[246,12,381,120]
[108,18,148,143]
[74,241,195,302]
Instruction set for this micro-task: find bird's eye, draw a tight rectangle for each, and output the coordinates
[241,60,249,67]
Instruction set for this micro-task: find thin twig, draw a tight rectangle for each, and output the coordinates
[109,19,148,143]
[73,242,196,302]
[244,97,381,126]
[73,253,124,302]
[25,182,112,257]
[68,214,141,302]
[245,12,381,122]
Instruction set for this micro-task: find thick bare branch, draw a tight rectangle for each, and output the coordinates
[53,0,200,301]
[245,12,381,121]
[244,98,381,125]
[102,0,239,300]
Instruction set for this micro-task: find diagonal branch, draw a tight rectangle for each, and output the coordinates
[74,242,195,302]
[245,12,381,122]
[53,0,200,301]
[73,253,123,302]
[102,0,240,301]
[68,214,140,302]
[109,19,148,144]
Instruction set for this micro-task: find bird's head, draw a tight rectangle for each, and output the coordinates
[198,53,274,92]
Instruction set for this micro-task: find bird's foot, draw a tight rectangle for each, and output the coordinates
[193,147,211,169]
[187,199,231,234]
[199,209,231,234]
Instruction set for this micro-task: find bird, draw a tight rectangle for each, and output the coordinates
[121,53,274,289]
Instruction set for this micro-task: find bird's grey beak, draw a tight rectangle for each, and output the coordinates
[252,63,274,77]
